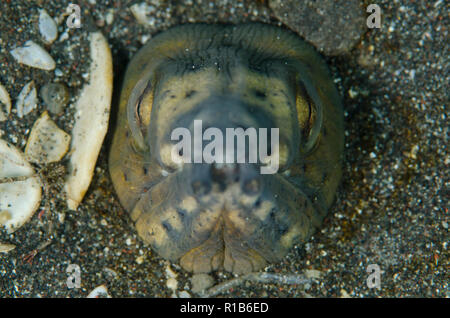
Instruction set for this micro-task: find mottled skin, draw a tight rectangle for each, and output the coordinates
[109,24,344,274]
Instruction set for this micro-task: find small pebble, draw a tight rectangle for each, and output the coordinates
[139,34,150,45]
[59,31,69,42]
[165,265,178,293]
[40,83,69,115]
[105,9,114,25]
[165,265,177,279]
[167,277,178,292]
[136,255,144,264]
[130,2,156,26]
[103,267,118,279]
[15,81,37,118]
[10,40,56,70]
[178,291,191,298]
[304,269,323,280]
[39,9,58,44]
[54,68,63,77]
[340,289,351,298]
[87,285,111,298]
[409,144,420,160]
[190,273,214,294]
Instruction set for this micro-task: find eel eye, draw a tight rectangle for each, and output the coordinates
[295,74,323,154]
[127,77,154,152]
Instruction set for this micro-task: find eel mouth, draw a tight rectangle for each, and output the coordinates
[132,163,316,274]
[179,210,269,274]
[133,179,273,274]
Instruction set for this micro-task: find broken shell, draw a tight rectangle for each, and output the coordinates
[130,2,156,26]
[64,32,113,210]
[10,40,56,71]
[39,9,58,44]
[0,243,16,253]
[40,83,69,115]
[25,111,71,164]
[304,269,324,280]
[87,285,111,298]
[165,265,178,296]
[15,81,37,118]
[0,139,42,233]
[178,291,191,298]
[105,9,115,25]
[0,83,11,121]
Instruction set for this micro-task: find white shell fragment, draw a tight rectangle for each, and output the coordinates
[0,243,16,253]
[165,265,178,297]
[304,269,324,280]
[39,9,58,44]
[10,40,56,71]
[0,83,11,122]
[87,285,111,298]
[25,111,71,164]
[130,2,156,26]
[0,139,42,233]
[15,81,37,118]
[64,32,113,210]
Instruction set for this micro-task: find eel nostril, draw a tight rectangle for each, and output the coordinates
[211,163,239,184]
[191,180,211,196]
[242,177,261,195]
